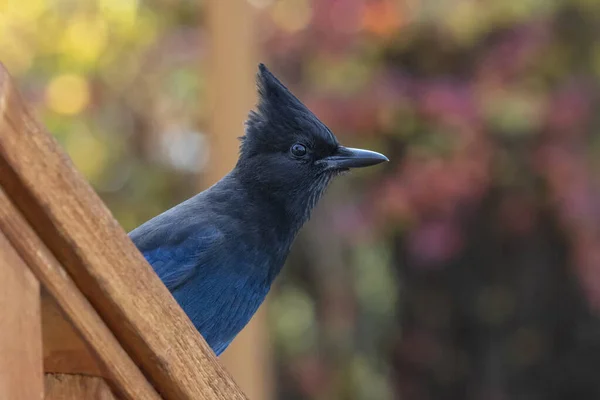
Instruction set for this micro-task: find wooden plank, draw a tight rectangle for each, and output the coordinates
[0,230,43,400]
[45,374,117,400]
[42,291,105,378]
[0,64,246,400]
[0,189,160,400]
[205,1,274,399]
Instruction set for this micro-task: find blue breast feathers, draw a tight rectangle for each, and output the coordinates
[140,228,272,355]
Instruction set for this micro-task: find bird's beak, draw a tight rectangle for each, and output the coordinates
[321,146,389,170]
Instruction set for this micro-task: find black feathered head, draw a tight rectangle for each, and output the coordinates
[235,64,387,227]
[239,64,339,160]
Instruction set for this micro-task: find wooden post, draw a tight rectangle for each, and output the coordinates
[0,62,247,400]
[0,230,43,400]
[205,1,274,399]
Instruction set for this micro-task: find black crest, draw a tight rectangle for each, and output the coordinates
[255,63,308,115]
[240,64,338,158]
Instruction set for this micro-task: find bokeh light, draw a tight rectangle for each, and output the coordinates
[45,74,91,115]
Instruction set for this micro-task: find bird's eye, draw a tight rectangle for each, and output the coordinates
[290,143,307,157]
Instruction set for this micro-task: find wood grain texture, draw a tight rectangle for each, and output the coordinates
[45,374,117,400]
[0,63,246,400]
[42,292,105,378]
[0,189,160,400]
[0,230,43,400]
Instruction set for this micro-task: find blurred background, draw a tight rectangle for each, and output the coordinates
[3,0,600,398]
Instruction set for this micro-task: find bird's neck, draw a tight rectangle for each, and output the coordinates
[222,168,325,241]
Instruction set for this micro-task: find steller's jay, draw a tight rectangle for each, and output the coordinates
[129,64,388,355]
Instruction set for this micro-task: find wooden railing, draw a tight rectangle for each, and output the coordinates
[0,62,247,400]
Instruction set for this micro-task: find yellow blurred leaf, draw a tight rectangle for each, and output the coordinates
[45,74,90,115]
[445,0,486,45]
[63,127,109,182]
[60,14,108,65]
[0,30,33,75]
[0,0,46,20]
[99,0,139,33]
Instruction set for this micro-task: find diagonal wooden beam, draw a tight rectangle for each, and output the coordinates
[42,291,106,378]
[0,64,247,400]
[0,188,160,400]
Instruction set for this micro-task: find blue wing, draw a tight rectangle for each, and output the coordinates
[143,244,200,291]
[130,217,226,292]
[128,204,268,356]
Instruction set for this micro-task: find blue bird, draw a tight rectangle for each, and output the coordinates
[129,64,388,355]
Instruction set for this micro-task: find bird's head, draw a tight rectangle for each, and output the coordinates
[236,64,388,224]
